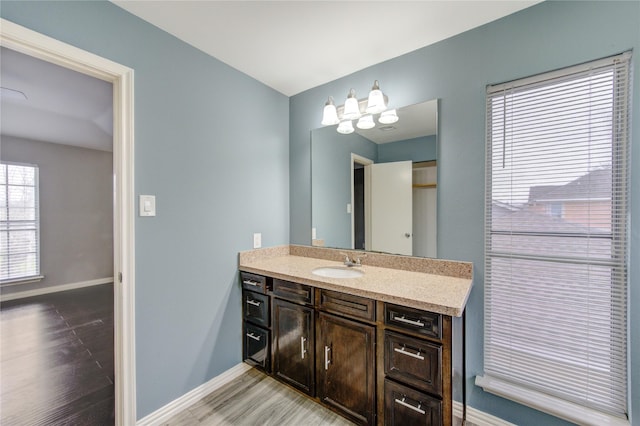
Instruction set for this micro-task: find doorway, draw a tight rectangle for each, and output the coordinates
[1,45,115,424]
[0,18,135,425]
[350,154,373,250]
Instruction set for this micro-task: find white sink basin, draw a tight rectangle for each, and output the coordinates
[312,266,364,279]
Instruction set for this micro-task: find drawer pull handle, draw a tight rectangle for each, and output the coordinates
[393,315,425,327]
[395,396,426,415]
[394,346,425,361]
[243,280,260,287]
[301,336,307,360]
[246,299,261,307]
[246,332,261,341]
[324,345,331,370]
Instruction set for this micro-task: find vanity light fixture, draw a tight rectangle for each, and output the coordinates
[337,119,355,134]
[356,114,375,130]
[365,80,386,114]
[342,89,361,120]
[321,96,339,126]
[321,80,396,134]
[379,109,399,124]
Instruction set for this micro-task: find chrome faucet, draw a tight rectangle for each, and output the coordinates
[340,252,366,267]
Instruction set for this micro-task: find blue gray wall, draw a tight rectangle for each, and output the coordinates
[291,1,640,424]
[1,1,289,419]
[311,127,376,248]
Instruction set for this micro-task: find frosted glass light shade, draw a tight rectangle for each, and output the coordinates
[357,115,375,130]
[342,89,361,120]
[379,109,399,124]
[337,120,354,134]
[321,97,339,126]
[366,80,387,114]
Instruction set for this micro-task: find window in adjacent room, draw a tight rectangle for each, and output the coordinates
[0,162,41,284]
[479,52,631,424]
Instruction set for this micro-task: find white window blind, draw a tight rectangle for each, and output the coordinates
[0,162,40,283]
[483,52,631,421]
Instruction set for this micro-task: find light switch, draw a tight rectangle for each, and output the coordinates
[312,228,317,240]
[347,203,352,214]
[139,195,156,217]
[253,233,262,249]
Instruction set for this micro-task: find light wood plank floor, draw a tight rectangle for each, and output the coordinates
[162,368,354,426]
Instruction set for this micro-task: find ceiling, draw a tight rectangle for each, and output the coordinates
[113,1,540,96]
[0,1,539,150]
[0,47,114,152]
[356,99,437,144]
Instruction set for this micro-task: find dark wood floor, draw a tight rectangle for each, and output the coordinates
[1,284,114,426]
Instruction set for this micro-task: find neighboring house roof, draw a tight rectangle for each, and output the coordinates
[528,168,612,203]
[492,202,600,234]
[490,201,611,260]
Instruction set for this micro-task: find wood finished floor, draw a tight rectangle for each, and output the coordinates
[163,367,474,426]
[163,367,355,426]
[0,284,114,426]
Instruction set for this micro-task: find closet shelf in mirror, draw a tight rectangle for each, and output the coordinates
[413,183,437,188]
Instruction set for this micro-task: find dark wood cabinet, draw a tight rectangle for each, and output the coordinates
[272,298,315,395]
[239,270,455,426]
[384,330,442,395]
[384,378,442,426]
[243,322,270,370]
[317,311,376,425]
[243,290,270,328]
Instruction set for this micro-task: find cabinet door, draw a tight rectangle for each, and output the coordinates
[317,312,375,425]
[273,298,315,395]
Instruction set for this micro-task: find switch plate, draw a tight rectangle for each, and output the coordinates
[253,233,262,249]
[347,203,352,214]
[312,228,317,240]
[139,195,156,217]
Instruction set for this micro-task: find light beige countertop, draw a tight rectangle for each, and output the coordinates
[239,245,473,317]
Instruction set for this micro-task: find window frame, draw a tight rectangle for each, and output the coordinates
[0,161,43,285]
[478,52,632,425]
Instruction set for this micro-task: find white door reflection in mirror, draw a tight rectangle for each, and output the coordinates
[367,161,412,255]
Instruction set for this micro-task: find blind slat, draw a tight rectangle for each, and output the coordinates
[484,53,630,419]
[0,162,40,283]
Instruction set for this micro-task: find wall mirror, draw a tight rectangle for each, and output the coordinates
[311,99,438,257]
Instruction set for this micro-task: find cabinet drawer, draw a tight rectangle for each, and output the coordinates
[273,279,314,305]
[243,323,270,372]
[384,379,442,426]
[385,303,441,340]
[240,272,270,294]
[385,331,442,396]
[319,289,375,322]
[243,290,270,327]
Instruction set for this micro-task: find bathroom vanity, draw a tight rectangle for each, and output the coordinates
[239,245,472,426]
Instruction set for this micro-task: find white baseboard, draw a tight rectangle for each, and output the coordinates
[0,277,114,302]
[136,362,252,426]
[454,401,516,426]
